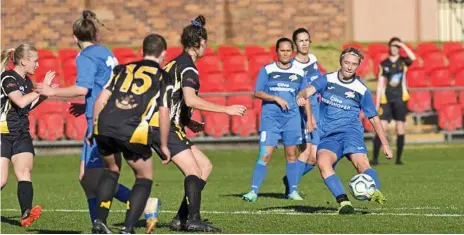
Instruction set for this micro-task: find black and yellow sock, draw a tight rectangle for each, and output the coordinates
[184,175,203,220]
[96,170,119,223]
[124,178,152,230]
[396,134,405,163]
[176,178,206,220]
[373,135,381,162]
[17,181,33,216]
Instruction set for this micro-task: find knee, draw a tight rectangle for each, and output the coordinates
[201,160,213,176]
[286,153,297,163]
[107,164,120,173]
[354,159,371,173]
[15,167,32,181]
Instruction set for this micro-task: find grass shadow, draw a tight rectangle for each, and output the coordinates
[1,216,21,226]
[222,192,286,199]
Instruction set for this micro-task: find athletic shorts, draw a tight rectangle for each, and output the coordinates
[95,135,152,162]
[81,119,104,168]
[151,125,193,161]
[302,128,321,145]
[318,131,367,164]
[379,100,408,122]
[259,130,302,147]
[1,132,35,159]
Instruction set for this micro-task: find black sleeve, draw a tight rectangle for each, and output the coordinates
[378,62,386,77]
[401,56,413,67]
[105,65,125,91]
[1,75,19,95]
[180,66,200,90]
[158,71,173,108]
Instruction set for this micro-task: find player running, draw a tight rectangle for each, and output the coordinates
[296,47,393,214]
[35,10,132,224]
[372,37,416,165]
[282,28,322,197]
[89,34,171,234]
[242,37,310,202]
[1,44,56,227]
[151,15,245,233]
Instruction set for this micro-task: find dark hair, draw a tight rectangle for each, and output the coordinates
[143,34,167,57]
[1,44,37,72]
[292,28,311,44]
[339,47,364,64]
[180,15,208,49]
[276,37,294,52]
[388,37,401,47]
[73,10,104,42]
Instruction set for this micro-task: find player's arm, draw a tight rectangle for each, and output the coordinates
[2,75,40,108]
[296,74,326,106]
[253,67,289,110]
[304,100,314,132]
[158,73,173,163]
[376,75,386,111]
[393,41,416,61]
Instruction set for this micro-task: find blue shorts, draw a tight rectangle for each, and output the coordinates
[259,130,302,147]
[81,119,104,168]
[318,132,367,164]
[302,128,320,145]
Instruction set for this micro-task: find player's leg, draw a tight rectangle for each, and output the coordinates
[393,100,407,165]
[372,103,391,165]
[283,142,310,196]
[303,129,319,177]
[349,153,386,205]
[282,130,303,200]
[1,158,10,190]
[1,135,12,190]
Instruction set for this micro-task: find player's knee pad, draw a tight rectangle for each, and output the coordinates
[257,146,270,166]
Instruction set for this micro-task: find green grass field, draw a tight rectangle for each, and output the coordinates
[1,144,464,234]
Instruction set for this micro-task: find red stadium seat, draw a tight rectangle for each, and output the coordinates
[58,48,79,63]
[38,49,56,60]
[202,96,227,106]
[223,55,247,74]
[454,68,464,86]
[217,46,241,61]
[407,92,432,113]
[244,46,267,59]
[64,99,87,140]
[438,104,463,131]
[356,54,371,78]
[416,42,441,56]
[185,110,203,138]
[28,112,37,139]
[443,42,463,56]
[197,55,221,74]
[203,113,230,137]
[36,57,61,85]
[362,117,374,132]
[248,54,273,79]
[342,42,365,52]
[429,67,452,87]
[61,59,77,86]
[200,72,225,93]
[225,72,253,92]
[204,47,216,57]
[422,51,447,73]
[372,52,389,76]
[433,90,457,111]
[227,95,254,109]
[112,47,136,62]
[459,91,464,110]
[406,68,428,87]
[367,43,389,58]
[165,47,183,63]
[34,100,65,141]
[120,56,142,64]
[318,63,327,74]
[231,109,257,137]
[448,50,464,74]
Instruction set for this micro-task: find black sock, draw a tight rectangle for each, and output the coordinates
[124,178,153,230]
[17,181,33,216]
[373,135,381,162]
[397,134,405,163]
[96,170,119,223]
[176,179,206,220]
[336,194,349,203]
[184,175,202,220]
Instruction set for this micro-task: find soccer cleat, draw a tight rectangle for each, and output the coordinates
[338,201,355,214]
[242,191,258,202]
[168,217,187,231]
[20,205,42,227]
[92,219,112,234]
[287,191,303,200]
[282,176,289,196]
[144,198,161,233]
[119,226,135,234]
[369,190,387,205]
[186,219,222,233]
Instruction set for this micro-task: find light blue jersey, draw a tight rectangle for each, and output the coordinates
[311,71,377,160]
[254,62,306,146]
[75,45,118,168]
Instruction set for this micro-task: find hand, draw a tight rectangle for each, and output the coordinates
[274,96,289,111]
[383,144,393,160]
[391,41,404,48]
[187,119,204,133]
[160,145,171,164]
[68,102,86,117]
[296,93,307,106]
[85,132,94,147]
[226,105,247,116]
[36,82,55,97]
[43,70,56,86]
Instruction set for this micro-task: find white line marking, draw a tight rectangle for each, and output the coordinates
[2,208,463,217]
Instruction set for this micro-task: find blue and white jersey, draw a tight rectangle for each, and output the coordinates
[311,71,377,137]
[75,45,118,120]
[254,62,306,132]
[291,54,321,106]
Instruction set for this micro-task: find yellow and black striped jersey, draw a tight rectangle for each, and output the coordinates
[1,70,34,134]
[96,60,173,145]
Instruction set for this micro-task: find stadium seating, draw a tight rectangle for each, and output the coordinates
[64,100,87,140]
[58,48,79,63]
[61,59,77,86]
[165,47,183,63]
[120,56,142,64]
[406,68,428,87]
[407,92,432,113]
[429,67,452,87]
[422,51,447,73]
[34,100,65,141]
[28,112,37,139]
[204,47,216,57]
[356,54,371,78]
[455,68,464,86]
[185,110,203,138]
[367,43,389,58]
[362,117,374,132]
[342,42,365,52]
[217,46,241,61]
[223,55,247,74]
[372,52,389,76]
[244,46,267,59]
[448,50,464,73]
[197,55,222,74]
[200,72,225,93]
[112,47,136,62]
[438,104,462,131]
[459,91,464,109]
[225,72,253,92]
[433,90,457,111]
[231,109,257,136]
[38,49,56,60]
[227,95,254,109]
[203,113,230,137]
[36,57,62,85]
[416,42,441,56]
[248,54,273,80]
[443,42,463,56]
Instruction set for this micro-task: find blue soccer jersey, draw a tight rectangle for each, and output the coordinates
[255,62,306,134]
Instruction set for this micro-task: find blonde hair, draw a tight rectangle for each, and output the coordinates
[1,44,38,73]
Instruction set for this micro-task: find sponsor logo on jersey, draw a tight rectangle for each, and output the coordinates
[345,91,355,99]
[115,95,139,110]
[289,74,298,81]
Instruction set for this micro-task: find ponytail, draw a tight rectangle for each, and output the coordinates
[1,48,15,73]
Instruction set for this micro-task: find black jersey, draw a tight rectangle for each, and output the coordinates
[1,70,34,134]
[95,60,172,145]
[163,52,200,128]
[379,56,413,103]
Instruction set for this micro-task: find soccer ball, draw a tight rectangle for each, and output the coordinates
[348,174,376,201]
[144,197,160,221]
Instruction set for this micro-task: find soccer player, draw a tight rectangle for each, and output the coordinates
[1,44,56,227]
[89,33,171,234]
[242,37,310,202]
[35,10,132,224]
[296,47,393,214]
[152,15,245,233]
[372,37,416,165]
[282,28,322,197]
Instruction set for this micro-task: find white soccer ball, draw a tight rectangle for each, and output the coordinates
[144,197,160,220]
[348,174,376,201]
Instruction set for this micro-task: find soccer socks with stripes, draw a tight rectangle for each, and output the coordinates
[363,168,380,190]
[114,184,131,203]
[184,175,203,220]
[250,163,267,194]
[324,174,345,198]
[87,198,97,223]
[95,170,119,223]
[17,181,33,216]
[396,134,405,163]
[176,179,206,220]
[373,135,381,162]
[286,162,299,194]
[124,178,153,230]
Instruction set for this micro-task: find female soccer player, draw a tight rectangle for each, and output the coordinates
[242,37,310,202]
[1,44,56,227]
[372,37,416,165]
[35,10,132,224]
[151,15,246,233]
[296,47,393,214]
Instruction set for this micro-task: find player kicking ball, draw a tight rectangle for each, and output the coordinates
[296,47,393,214]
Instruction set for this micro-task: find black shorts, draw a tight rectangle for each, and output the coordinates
[379,100,408,122]
[151,125,193,161]
[1,132,35,159]
[94,135,152,162]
